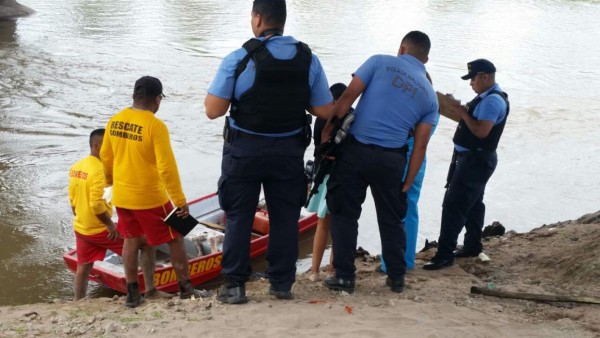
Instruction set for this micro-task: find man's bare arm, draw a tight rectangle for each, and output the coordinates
[309,102,334,121]
[403,123,433,192]
[450,104,494,139]
[319,76,365,143]
[205,94,231,120]
[96,211,119,241]
[331,76,365,120]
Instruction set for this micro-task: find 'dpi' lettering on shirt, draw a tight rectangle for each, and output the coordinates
[387,66,422,99]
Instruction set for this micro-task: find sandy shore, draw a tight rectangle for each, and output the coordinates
[1,212,599,337]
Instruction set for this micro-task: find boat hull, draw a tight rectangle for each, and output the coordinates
[63,192,318,294]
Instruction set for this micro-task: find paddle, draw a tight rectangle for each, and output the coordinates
[199,221,264,237]
[199,221,226,231]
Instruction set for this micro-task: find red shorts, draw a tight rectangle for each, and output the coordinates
[75,231,124,265]
[116,201,180,246]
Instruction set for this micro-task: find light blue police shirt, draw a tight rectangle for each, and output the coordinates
[454,83,508,152]
[349,54,439,148]
[207,35,333,136]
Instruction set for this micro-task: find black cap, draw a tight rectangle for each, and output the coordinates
[461,59,496,80]
[133,76,165,98]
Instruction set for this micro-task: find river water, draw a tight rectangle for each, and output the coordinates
[0,0,599,305]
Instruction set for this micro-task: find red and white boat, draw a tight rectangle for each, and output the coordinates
[63,192,318,294]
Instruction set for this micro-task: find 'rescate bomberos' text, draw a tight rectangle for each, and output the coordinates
[153,254,222,287]
[69,169,88,180]
[110,121,143,142]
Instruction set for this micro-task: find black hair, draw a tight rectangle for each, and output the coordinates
[133,88,150,100]
[329,83,347,100]
[89,128,105,147]
[252,0,287,27]
[401,31,431,58]
[132,95,157,106]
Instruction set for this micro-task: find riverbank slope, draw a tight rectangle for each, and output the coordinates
[1,212,599,337]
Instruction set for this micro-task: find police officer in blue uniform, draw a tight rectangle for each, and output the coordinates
[380,72,438,272]
[424,59,509,270]
[323,31,439,294]
[380,111,440,272]
[205,0,333,304]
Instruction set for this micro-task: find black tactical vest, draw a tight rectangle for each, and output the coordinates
[230,38,312,133]
[453,90,509,151]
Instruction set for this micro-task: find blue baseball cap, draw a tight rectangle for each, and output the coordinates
[461,59,496,80]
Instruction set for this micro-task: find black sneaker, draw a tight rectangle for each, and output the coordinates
[269,287,293,300]
[217,284,247,304]
[323,276,355,294]
[125,282,144,308]
[385,277,404,293]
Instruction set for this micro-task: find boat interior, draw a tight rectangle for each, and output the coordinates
[95,195,322,271]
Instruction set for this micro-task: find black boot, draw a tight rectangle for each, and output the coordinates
[125,282,143,308]
[217,283,247,304]
[386,277,404,293]
[269,286,293,300]
[323,276,355,294]
[179,280,213,299]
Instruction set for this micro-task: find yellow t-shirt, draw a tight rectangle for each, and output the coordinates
[69,155,112,236]
[100,107,186,210]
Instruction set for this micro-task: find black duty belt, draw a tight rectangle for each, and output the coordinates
[234,128,302,141]
[456,148,495,156]
[348,135,408,154]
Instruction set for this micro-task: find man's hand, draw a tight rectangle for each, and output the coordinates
[96,211,119,241]
[402,182,411,193]
[106,220,119,241]
[436,92,461,122]
[450,103,495,139]
[176,204,190,219]
[449,102,468,119]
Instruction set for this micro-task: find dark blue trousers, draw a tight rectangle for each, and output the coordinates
[218,133,306,291]
[436,150,498,260]
[327,139,408,281]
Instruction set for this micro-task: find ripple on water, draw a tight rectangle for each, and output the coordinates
[0,0,599,306]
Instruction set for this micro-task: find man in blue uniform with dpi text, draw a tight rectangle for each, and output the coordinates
[424,59,509,270]
[324,31,439,294]
[204,0,333,304]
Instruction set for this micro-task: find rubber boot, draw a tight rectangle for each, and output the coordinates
[125,282,143,308]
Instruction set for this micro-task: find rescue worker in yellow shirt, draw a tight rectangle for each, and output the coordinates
[101,76,208,308]
[69,128,122,301]
[69,128,162,301]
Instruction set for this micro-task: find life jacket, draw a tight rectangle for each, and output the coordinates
[230,38,312,133]
[452,90,509,151]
